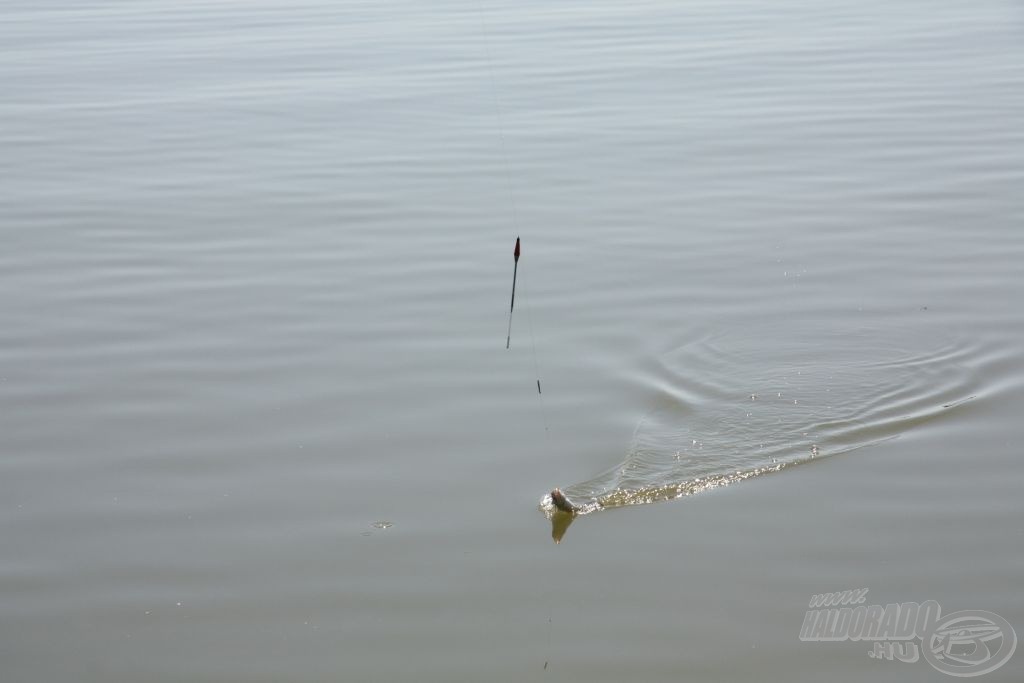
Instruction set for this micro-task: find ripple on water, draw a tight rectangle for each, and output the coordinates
[542,321,990,521]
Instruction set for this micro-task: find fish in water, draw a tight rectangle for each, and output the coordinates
[545,489,577,544]
[549,488,576,514]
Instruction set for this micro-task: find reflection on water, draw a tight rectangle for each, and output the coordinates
[548,507,575,544]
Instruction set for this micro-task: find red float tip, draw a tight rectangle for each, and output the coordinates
[514,237,520,262]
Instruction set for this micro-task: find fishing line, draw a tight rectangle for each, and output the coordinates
[519,256,549,435]
[477,3,557,673]
[475,6,522,236]
[477,7,549,434]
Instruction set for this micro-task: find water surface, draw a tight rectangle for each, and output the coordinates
[2,1,1023,681]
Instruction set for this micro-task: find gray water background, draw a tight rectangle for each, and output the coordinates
[2,1,1023,681]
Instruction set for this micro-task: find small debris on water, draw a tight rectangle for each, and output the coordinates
[371,521,393,530]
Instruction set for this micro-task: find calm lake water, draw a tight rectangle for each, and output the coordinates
[2,1,1023,681]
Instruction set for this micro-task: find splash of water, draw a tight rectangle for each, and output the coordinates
[541,323,981,541]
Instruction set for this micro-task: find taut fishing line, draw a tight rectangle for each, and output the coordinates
[477,6,549,437]
[477,2,557,673]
